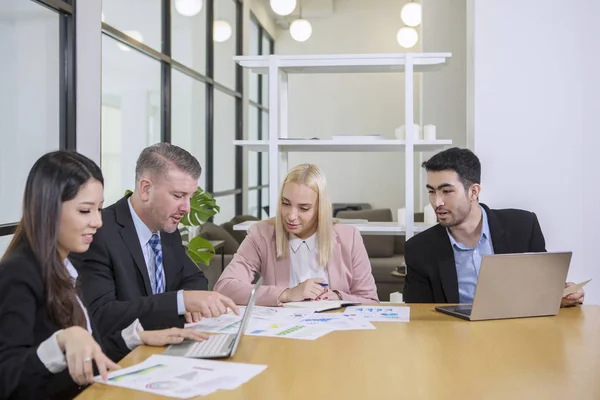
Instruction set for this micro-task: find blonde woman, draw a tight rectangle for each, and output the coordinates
[214,164,378,306]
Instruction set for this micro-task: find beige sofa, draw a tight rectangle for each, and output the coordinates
[194,215,259,289]
[336,209,423,301]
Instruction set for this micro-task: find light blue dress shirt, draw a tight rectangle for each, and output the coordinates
[446,206,495,304]
[128,198,186,314]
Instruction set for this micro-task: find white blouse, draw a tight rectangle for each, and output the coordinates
[288,233,329,288]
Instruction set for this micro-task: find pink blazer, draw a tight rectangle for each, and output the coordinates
[213,220,379,306]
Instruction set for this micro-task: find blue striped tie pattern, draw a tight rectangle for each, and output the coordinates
[148,233,166,294]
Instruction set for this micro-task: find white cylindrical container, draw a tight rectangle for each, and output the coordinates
[394,125,405,140]
[423,124,436,140]
[424,203,437,225]
[397,208,406,226]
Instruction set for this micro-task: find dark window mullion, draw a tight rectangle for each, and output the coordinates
[234,0,243,216]
[206,0,214,194]
[161,0,171,143]
[59,0,76,150]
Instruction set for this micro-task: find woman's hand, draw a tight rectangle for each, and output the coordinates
[138,328,209,346]
[279,278,327,303]
[56,326,121,385]
[316,288,342,301]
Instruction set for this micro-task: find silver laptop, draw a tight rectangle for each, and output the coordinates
[163,276,263,358]
[435,252,572,321]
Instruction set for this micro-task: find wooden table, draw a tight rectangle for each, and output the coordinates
[76,305,600,400]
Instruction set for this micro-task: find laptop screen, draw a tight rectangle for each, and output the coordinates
[229,275,263,356]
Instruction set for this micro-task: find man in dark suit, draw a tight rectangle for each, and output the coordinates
[403,147,585,306]
[74,143,238,338]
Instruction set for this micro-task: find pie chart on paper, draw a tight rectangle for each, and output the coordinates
[146,381,178,390]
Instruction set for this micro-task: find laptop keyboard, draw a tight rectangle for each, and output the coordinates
[186,334,231,357]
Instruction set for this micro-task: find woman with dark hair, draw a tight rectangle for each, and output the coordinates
[0,151,206,400]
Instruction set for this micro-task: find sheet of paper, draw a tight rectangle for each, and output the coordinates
[245,319,333,340]
[563,279,592,297]
[184,308,243,333]
[94,354,267,399]
[282,300,359,312]
[343,306,410,322]
[299,314,376,330]
[251,306,315,321]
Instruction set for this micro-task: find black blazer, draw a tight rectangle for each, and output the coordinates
[403,204,547,304]
[0,245,129,400]
[72,194,208,338]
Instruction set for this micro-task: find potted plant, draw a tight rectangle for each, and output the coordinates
[126,188,220,266]
[179,187,220,265]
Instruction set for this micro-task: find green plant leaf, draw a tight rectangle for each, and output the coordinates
[180,187,220,227]
[186,236,216,266]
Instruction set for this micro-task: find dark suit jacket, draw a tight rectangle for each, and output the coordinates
[0,244,129,400]
[72,194,208,338]
[403,203,546,303]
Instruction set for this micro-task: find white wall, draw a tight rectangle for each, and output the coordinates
[275,0,426,213]
[581,0,600,305]
[471,0,600,304]
[421,0,467,210]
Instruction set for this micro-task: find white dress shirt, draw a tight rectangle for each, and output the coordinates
[289,233,329,288]
[36,260,144,373]
[127,198,186,314]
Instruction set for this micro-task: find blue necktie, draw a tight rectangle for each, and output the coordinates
[148,233,166,294]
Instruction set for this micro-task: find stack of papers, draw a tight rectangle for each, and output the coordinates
[184,305,409,342]
[282,300,360,312]
[94,354,266,398]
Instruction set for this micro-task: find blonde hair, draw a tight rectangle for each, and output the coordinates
[275,164,333,267]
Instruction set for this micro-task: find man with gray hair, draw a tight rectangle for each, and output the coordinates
[74,143,238,356]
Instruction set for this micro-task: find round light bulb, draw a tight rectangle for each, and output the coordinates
[174,0,203,17]
[270,0,297,16]
[401,2,422,27]
[213,20,232,43]
[397,27,418,48]
[289,18,312,42]
[117,30,144,52]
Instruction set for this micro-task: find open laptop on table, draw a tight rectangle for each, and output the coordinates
[435,252,572,321]
[163,276,263,358]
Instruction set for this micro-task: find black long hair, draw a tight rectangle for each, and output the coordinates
[2,151,103,328]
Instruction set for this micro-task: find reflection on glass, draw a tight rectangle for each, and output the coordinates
[213,90,236,192]
[171,0,206,74]
[102,0,161,52]
[171,69,207,190]
[261,187,270,219]
[213,195,235,225]
[248,189,259,218]
[101,35,161,207]
[213,0,236,89]
[261,35,272,106]
[249,18,260,101]
[0,2,59,224]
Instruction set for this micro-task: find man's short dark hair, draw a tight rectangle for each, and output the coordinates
[135,143,202,183]
[422,147,481,190]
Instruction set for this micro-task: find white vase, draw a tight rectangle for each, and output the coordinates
[397,208,406,226]
[423,124,436,140]
[424,203,437,225]
[394,124,421,140]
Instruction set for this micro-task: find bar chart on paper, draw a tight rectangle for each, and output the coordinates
[343,306,410,322]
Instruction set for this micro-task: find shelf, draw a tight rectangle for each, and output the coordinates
[234,139,452,153]
[234,53,451,74]
[232,220,434,236]
[233,140,268,152]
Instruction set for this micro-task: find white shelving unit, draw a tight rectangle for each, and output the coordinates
[233,53,453,239]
